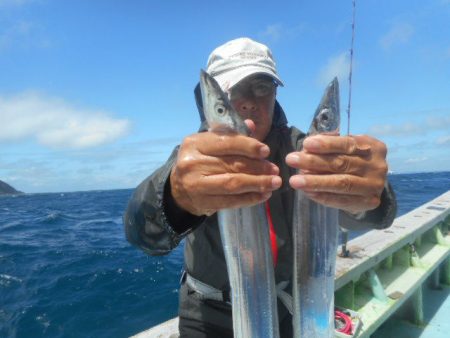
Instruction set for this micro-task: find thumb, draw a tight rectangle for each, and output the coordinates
[244,119,256,136]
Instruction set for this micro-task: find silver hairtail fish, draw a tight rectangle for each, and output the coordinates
[199,69,280,338]
[292,77,340,338]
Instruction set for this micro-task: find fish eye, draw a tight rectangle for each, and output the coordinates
[216,104,226,115]
[319,108,330,121]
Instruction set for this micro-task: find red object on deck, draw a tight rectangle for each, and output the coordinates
[335,310,353,335]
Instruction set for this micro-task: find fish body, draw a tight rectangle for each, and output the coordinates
[199,70,279,338]
[292,77,341,338]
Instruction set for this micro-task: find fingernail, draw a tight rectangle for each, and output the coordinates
[304,137,320,151]
[270,164,279,175]
[272,176,282,189]
[292,176,306,187]
[286,153,300,164]
[260,145,270,157]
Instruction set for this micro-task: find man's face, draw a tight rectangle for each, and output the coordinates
[228,75,277,142]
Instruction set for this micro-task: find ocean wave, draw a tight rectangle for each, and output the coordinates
[0,274,23,287]
[75,218,117,228]
[35,313,51,330]
[36,210,95,224]
[36,212,65,224]
[0,220,23,230]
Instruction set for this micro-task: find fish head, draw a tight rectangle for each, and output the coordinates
[200,70,249,135]
[309,77,340,135]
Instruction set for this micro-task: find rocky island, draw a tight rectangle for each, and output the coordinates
[0,180,23,195]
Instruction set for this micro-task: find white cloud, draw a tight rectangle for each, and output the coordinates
[0,0,33,7]
[0,139,173,192]
[259,23,306,42]
[405,156,428,164]
[369,113,450,137]
[0,153,165,192]
[0,21,31,50]
[0,20,50,51]
[436,135,450,145]
[316,51,350,86]
[0,158,64,192]
[260,24,283,42]
[426,115,450,129]
[0,92,131,149]
[379,22,414,50]
[369,122,420,136]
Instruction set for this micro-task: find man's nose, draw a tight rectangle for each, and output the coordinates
[238,98,258,112]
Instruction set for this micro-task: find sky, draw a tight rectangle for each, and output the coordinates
[0,0,449,193]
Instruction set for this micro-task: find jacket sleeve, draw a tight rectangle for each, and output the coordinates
[123,146,205,256]
[338,180,397,230]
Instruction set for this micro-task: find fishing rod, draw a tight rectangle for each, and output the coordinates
[340,0,356,258]
[347,0,356,136]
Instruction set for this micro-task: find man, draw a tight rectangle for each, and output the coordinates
[124,37,396,337]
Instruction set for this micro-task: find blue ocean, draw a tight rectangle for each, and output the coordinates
[1,172,449,338]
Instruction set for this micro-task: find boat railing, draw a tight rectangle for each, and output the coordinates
[334,190,450,337]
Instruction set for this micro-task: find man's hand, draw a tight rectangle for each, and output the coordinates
[170,131,282,216]
[285,134,388,214]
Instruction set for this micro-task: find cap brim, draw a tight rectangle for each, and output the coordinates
[213,66,284,92]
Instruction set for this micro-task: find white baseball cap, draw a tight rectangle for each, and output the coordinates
[206,37,284,91]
